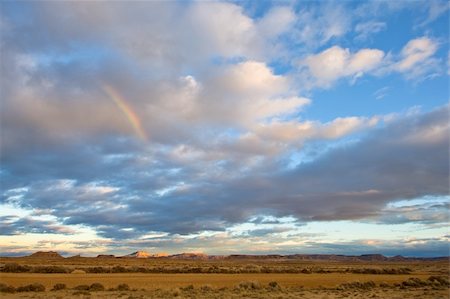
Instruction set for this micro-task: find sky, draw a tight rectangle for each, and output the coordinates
[0,0,449,257]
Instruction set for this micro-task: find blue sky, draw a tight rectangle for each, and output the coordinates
[0,0,449,257]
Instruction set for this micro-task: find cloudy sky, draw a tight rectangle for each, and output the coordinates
[0,0,449,257]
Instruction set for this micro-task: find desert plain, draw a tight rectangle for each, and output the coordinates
[0,252,449,298]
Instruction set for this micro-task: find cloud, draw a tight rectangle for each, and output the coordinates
[302,36,442,87]
[415,0,450,28]
[257,6,296,39]
[0,1,448,256]
[393,37,439,77]
[373,86,390,100]
[0,216,76,235]
[304,46,385,87]
[2,105,447,238]
[354,21,386,41]
[376,201,449,226]
[295,4,351,48]
[253,115,379,143]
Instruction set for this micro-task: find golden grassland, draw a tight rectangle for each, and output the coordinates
[0,257,448,298]
[0,272,435,289]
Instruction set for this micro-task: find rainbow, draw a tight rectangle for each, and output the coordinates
[102,84,147,141]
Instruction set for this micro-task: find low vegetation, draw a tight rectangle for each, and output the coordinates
[0,262,418,275]
[0,257,448,298]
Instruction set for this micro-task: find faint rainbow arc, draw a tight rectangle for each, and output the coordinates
[102,84,148,141]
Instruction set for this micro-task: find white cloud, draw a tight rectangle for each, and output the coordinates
[416,0,450,28]
[373,86,390,100]
[186,2,260,59]
[257,6,296,39]
[199,61,310,127]
[447,51,450,75]
[303,37,442,87]
[253,115,380,143]
[393,37,440,79]
[304,46,385,87]
[354,21,386,41]
[295,4,351,48]
[395,37,438,71]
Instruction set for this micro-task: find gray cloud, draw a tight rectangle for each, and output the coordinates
[0,216,75,235]
[2,105,448,239]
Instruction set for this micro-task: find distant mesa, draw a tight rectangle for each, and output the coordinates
[152,252,169,257]
[390,255,408,261]
[121,251,169,258]
[12,251,448,261]
[27,251,63,259]
[169,252,208,260]
[358,254,388,261]
[120,251,206,259]
[123,251,152,258]
[97,254,116,258]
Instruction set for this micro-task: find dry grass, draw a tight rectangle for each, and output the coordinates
[0,285,448,299]
[0,258,448,298]
[0,272,438,290]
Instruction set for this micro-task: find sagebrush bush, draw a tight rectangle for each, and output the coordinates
[16,283,45,292]
[338,281,376,290]
[237,281,261,290]
[268,281,281,290]
[51,283,66,291]
[89,282,105,291]
[428,276,449,286]
[200,284,213,291]
[33,266,68,273]
[112,266,127,273]
[1,263,31,273]
[116,283,130,291]
[181,284,194,291]
[401,278,428,287]
[0,283,16,293]
[73,284,90,291]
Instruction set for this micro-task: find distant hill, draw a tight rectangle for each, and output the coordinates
[152,252,169,257]
[122,251,152,258]
[12,251,449,261]
[27,251,63,259]
[97,254,116,258]
[169,252,208,260]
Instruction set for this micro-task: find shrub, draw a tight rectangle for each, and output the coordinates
[401,278,428,287]
[51,283,66,291]
[0,283,16,293]
[86,266,109,273]
[428,276,449,287]
[16,283,45,292]
[112,266,127,273]
[181,284,194,291]
[33,266,68,273]
[268,281,281,290]
[172,288,181,297]
[237,281,261,290]
[339,281,376,290]
[89,283,105,291]
[200,284,213,291]
[72,291,90,295]
[117,283,130,291]
[1,263,31,273]
[73,284,90,291]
